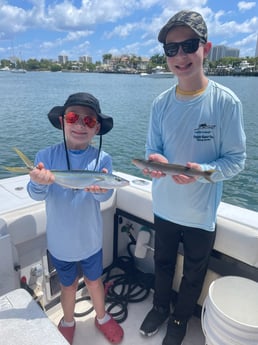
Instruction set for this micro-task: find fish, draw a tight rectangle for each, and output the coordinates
[4,148,130,189]
[132,158,216,182]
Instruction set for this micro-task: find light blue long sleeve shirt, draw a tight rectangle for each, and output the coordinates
[146,80,246,231]
[27,143,113,261]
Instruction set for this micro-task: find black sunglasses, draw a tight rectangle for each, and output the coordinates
[163,38,205,57]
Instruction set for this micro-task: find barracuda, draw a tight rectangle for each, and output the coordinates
[132,158,216,182]
[4,148,130,189]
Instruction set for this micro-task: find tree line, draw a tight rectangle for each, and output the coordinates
[0,54,257,73]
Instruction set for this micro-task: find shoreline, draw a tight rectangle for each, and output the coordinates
[1,69,258,77]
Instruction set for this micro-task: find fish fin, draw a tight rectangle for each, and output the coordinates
[3,166,30,173]
[204,169,216,183]
[13,147,34,170]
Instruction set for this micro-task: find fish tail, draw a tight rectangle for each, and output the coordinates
[13,147,34,170]
[3,166,30,173]
[204,169,216,183]
[3,148,34,174]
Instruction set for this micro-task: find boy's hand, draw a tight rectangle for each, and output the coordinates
[172,162,201,184]
[29,162,55,185]
[84,186,108,193]
[84,167,109,193]
[143,153,167,178]
[143,155,201,184]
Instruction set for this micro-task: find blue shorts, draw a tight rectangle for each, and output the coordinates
[49,250,103,287]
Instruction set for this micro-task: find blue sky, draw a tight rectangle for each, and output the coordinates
[0,0,257,62]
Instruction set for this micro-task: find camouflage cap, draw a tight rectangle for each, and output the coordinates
[158,10,207,43]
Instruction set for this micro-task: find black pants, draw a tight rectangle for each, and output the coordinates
[153,215,216,321]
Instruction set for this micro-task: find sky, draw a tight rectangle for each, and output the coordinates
[0,0,257,63]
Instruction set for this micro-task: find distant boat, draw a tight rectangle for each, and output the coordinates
[0,67,10,72]
[234,60,255,73]
[140,71,174,78]
[140,66,174,78]
[11,68,27,73]
[10,50,27,73]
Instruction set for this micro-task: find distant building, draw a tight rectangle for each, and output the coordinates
[255,35,258,57]
[137,57,149,71]
[225,48,239,58]
[208,45,240,61]
[79,55,92,64]
[58,55,68,64]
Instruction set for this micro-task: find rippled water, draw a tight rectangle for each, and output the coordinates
[0,72,257,212]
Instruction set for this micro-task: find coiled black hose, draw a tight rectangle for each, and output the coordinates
[74,242,154,322]
[103,255,154,323]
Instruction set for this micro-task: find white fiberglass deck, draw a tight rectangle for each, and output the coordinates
[47,288,205,345]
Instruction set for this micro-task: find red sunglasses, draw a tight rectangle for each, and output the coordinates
[64,111,98,128]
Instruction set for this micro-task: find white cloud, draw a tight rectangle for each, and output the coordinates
[40,31,91,49]
[47,0,139,30]
[234,32,258,56]
[205,9,257,38]
[0,1,257,60]
[105,22,142,39]
[0,3,27,38]
[237,1,256,12]
[65,31,92,41]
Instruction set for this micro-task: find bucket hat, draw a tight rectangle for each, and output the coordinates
[158,10,208,44]
[48,92,113,135]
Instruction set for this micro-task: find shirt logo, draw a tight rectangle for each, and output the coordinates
[193,123,215,141]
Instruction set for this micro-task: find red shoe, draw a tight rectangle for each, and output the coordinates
[95,315,124,344]
[58,319,76,345]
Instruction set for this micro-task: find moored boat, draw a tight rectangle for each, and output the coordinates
[140,66,174,78]
[10,68,27,73]
[0,67,10,72]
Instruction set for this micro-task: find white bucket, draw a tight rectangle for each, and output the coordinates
[201,276,258,345]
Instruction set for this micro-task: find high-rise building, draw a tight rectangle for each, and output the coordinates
[79,56,92,64]
[255,35,258,57]
[225,48,239,58]
[58,55,68,64]
[208,45,240,61]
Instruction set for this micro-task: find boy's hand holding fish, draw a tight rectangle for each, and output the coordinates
[29,162,55,185]
[30,162,109,193]
[5,148,129,190]
[132,154,215,183]
[143,154,200,184]
[141,154,167,179]
[172,162,201,184]
[84,168,109,193]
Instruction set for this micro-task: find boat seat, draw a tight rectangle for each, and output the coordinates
[0,288,69,345]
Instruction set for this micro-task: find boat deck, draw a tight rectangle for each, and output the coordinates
[47,288,205,345]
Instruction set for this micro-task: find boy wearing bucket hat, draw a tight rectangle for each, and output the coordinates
[27,92,123,345]
[139,10,246,345]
